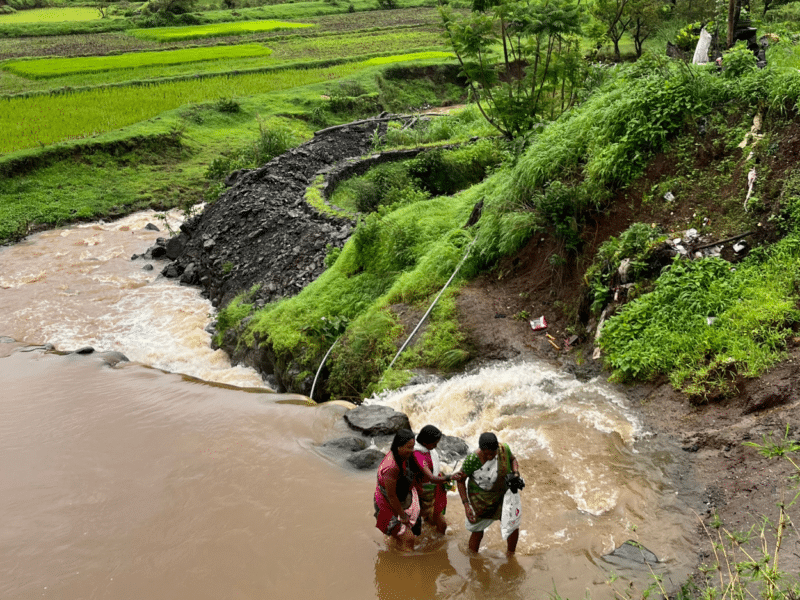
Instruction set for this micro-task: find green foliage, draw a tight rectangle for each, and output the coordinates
[599,235,800,400]
[674,21,701,51]
[329,139,503,214]
[721,41,758,79]
[327,308,401,399]
[214,286,257,345]
[215,97,241,113]
[2,45,274,80]
[408,140,504,196]
[129,19,313,40]
[441,0,585,137]
[204,116,304,184]
[585,222,667,313]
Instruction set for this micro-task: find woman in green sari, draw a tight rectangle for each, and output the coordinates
[456,432,520,553]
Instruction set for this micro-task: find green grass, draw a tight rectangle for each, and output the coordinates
[128,20,315,42]
[2,44,274,79]
[0,7,108,24]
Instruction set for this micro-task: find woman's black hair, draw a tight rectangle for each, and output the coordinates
[478,432,499,451]
[416,424,442,446]
[391,429,421,502]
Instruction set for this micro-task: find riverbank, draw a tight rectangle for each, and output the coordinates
[456,232,800,593]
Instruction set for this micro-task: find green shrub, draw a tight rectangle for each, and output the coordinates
[721,41,758,79]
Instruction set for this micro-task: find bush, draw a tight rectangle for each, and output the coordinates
[721,41,757,79]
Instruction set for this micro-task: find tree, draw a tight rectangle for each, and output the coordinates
[441,0,584,138]
[589,0,632,60]
[626,0,665,57]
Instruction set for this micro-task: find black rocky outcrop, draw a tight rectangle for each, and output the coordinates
[157,119,397,309]
[141,114,433,393]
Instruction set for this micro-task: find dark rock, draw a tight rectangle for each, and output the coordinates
[73,346,95,355]
[437,435,470,463]
[98,351,129,366]
[346,448,385,470]
[142,264,154,271]
[143,115,441,394]
[144,223,160,231]
[162,264,181,278]
[603,540,658,568]
[180,262,197,284]
[165,235,185,260]
[322,436,368,452]
[344,404,412,436]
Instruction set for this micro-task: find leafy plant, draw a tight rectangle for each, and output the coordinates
[721,41,758,79]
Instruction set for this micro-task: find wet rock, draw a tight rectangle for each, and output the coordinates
[165,236,185,260]
[346,448,385,470]
[322,436,368,452]
[344,404,412,436]
[602,540,658,568]
[142,264,154,271]
[98,351,129,366]
[437,435,469,463]
[144,223,160,231]
[73,346,95,355]
[162,263,181,278]
[180,262,197,285]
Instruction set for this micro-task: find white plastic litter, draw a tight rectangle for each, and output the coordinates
[530,316,547,331]
[501,489,522,540]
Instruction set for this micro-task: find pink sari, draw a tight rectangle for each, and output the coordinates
[374,452,420,537]
[413,450,448,521]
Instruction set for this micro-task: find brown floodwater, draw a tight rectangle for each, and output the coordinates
[0,211,699,599]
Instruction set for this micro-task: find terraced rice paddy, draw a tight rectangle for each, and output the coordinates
[3,44,275,78]
[0,52,455,153]
[129,19,315,42]
[0,7,107,24]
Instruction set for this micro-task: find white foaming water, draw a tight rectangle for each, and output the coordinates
[370,362,643,516]
[0,208,268,388]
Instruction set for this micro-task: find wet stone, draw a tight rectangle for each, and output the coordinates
[346,448,385,470]
[603,540,658,568]
[344,404,412,437]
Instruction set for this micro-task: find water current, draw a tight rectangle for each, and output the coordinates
[0,211,699,599]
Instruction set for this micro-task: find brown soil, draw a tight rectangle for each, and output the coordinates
[454,115,800,592]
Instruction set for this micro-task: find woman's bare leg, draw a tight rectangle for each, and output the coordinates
[468,531,484,553]
[432,512,447,535]
[506,528,519,553]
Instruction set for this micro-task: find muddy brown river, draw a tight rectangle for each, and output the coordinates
[0,211,699,599]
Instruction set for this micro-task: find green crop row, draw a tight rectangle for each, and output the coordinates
[2,43,274,79]
[0,7,107,24]
[129,20,314,42]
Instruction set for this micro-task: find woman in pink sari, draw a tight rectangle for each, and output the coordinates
[374,429,421,551]
[413,425,464,534]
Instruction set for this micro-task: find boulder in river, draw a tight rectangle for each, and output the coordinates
[344,404,412,436]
